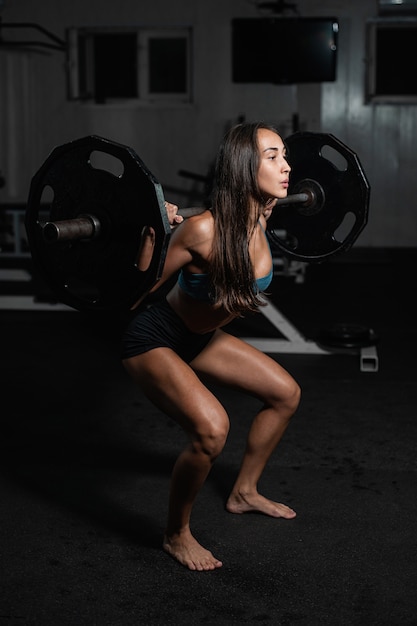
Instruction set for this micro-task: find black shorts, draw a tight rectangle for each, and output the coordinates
[121,298,215,363]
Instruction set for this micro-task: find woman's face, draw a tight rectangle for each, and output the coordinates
[256,128,291,219]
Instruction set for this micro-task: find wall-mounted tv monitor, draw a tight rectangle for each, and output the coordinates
[366,18,417,104]
[232,17,339,84]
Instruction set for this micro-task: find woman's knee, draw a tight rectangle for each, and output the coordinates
[269,376,301,417]
[288,378,302,412]
[193,412,230,459]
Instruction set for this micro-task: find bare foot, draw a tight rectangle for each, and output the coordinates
[163,530,223,571]
[226,491,296,519]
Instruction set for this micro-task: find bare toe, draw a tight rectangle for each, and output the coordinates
[163,532,223,571]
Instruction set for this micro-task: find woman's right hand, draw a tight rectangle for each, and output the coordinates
[164,201,184,227]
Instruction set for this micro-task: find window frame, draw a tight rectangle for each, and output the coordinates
[66,25,192,104]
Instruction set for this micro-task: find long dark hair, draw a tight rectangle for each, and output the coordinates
[209,121,279,315]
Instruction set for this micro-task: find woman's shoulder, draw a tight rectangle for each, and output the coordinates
[178,208,214,243]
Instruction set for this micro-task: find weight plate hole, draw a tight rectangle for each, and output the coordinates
[89,150,125,178]
[40,184,54,205]
[38,185,55,226]
[334,211,357,243]
[321,144,348,172]
[135,226,155,271]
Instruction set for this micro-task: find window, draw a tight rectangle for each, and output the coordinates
[366,18,417,103]
[67,26,192,104]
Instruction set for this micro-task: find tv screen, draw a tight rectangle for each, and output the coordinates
[232,17,339,84]
[366,18,417,103]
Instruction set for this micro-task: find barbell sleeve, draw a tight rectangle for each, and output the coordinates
[276,192,311,206]
[42,214,101,243]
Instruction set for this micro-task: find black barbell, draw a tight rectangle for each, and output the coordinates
[40,191,312,244]
[25,132,370,313]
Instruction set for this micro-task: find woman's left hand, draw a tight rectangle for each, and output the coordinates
[262,197,278,221]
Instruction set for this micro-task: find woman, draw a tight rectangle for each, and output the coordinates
[121,121,301,571]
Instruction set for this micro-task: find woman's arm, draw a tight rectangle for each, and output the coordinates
[154,207,213,288]
[130,211,197,310]
[152,219,195,289]
[131,204,212,310]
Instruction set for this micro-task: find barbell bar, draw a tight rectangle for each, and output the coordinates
[25,132,370,313]
[41,192,312,244]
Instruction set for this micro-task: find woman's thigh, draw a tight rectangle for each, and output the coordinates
[190,329,299,404]
[123,347,229,436]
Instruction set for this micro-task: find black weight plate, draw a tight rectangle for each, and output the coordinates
[25,136,171,312]
[267,132,370,262]
[318,323,379,349]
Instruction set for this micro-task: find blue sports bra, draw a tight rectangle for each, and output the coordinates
[178,225,273,301]
[178,268,273,302]
[177,271,213,301]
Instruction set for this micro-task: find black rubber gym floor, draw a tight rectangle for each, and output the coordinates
[1,248,416,625]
